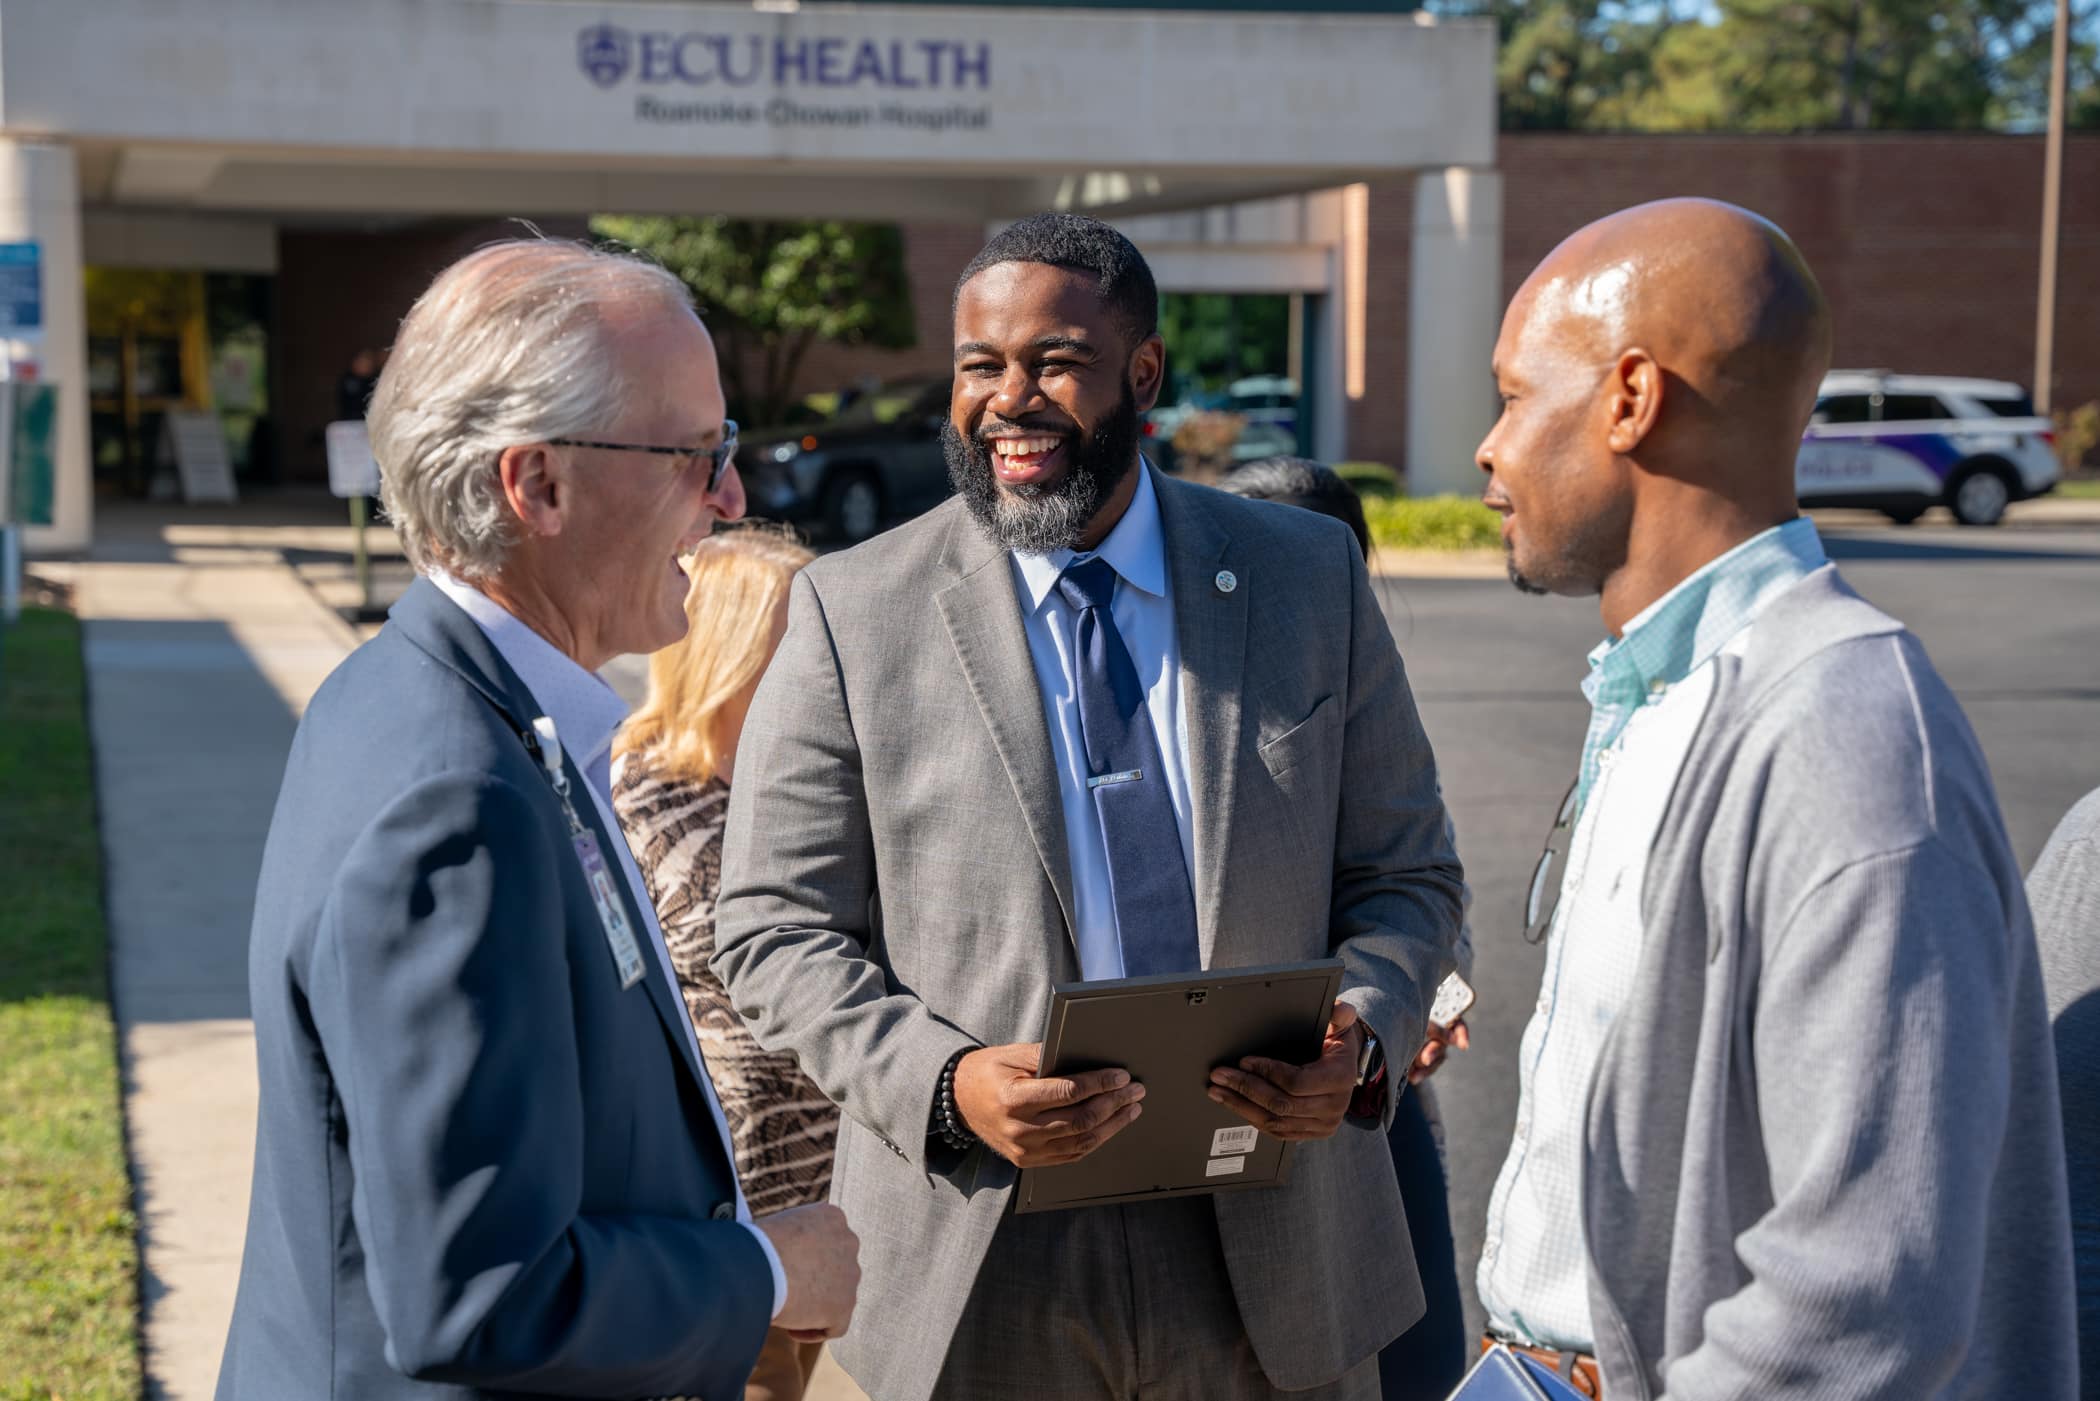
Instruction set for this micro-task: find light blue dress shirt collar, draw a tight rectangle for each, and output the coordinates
[1575,516,1827,807]
[1010,462,1169,612]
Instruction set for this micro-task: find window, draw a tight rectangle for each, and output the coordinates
[1977,394,2037,419]
[1812,394,1875,425]
[1878,394,1953,424]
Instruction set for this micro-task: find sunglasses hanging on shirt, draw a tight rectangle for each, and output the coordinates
[1523,778,1580,945]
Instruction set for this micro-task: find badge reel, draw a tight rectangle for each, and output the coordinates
[531,716,647,990]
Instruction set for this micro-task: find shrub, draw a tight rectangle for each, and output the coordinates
[2053,401,2100,475]
[1334,462,1400,498]
[1171,411,1244,481]
[1362,494,1503,551]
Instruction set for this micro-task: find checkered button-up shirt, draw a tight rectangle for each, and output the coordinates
[1479,518,1827,1353]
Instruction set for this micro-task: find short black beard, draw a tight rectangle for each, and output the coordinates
[1506,545,1549,596]
[944,382,1143,554]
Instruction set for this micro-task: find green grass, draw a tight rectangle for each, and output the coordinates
[2056,477,2100,500]
[1362,493,1504,551]
[0,608,140,1401]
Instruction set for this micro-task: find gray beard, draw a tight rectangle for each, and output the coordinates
[962,470,1105,554]
[944,378,1143,555]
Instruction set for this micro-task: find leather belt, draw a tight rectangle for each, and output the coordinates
[1481,1334,1604,1398]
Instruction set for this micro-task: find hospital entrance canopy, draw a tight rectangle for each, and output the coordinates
[0,0,1497,551]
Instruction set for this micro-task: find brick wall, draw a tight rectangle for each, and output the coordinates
[274,218,978,481]
[1338,132,2100,472]
[1506,133,2100,399]
[786,219,984,394]
[273,133,2100,482]
[1347,178,1418,469]
[275,219,590,481]
[1341,133,2100,472]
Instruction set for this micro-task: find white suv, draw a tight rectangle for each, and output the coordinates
[1799,372,2061,526]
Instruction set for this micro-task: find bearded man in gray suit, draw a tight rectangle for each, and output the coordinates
[713,213,1465,1401]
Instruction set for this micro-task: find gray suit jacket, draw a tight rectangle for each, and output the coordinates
[1590,567,2078,1399]
[218,578,773,1400]
[714,472,1465,1400]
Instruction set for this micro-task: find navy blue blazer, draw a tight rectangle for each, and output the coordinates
[217,578,772,1400]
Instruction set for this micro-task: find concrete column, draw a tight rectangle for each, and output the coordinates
[0,141,91,554]
[1405,167,1502,498]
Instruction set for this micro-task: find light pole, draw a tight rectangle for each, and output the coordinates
[2035,0,2071,415]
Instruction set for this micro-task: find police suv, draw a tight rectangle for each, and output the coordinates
[1798,372,2061,526]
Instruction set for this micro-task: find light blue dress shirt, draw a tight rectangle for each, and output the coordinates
[1009,466,1197,981]
[1573,516,1829,811]
[430,572,788,1319]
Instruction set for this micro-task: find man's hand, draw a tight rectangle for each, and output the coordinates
[755,1202,861,1342]
[1408,1018,1469,1086]
[953,1043,1146,1168]
[1207,999,1364,1141]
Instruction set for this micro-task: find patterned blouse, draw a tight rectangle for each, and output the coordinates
[611,756,838,1215]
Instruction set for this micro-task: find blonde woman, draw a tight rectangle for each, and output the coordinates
[612,527,837,1401]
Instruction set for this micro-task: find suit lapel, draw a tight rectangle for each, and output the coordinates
[1156,472,1246,969]
[933,512,1081,945]
[388,578,720,1105]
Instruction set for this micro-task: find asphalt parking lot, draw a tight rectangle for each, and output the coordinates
[1402,521,2100,1340]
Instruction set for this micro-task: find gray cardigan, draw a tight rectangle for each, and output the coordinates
[2027,787,2100,1399]
[1581,565,2078,1399]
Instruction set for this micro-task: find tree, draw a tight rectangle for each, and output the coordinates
[589,216,916,426]
[1432,1,1681,130]
[1430,0,2100,131]
[1996,0,2100,128]
[1632,0,2036,131]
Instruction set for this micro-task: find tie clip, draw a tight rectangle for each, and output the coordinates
[1087,768,1143,790]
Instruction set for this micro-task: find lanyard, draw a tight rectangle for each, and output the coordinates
[521,715,647,990]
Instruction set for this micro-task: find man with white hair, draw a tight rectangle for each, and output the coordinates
[217,239,860,1401]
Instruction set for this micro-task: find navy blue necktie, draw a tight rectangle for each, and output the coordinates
[1055,557,1202,976]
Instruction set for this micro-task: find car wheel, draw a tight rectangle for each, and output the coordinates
[1948,464,2012,527]
[823,469,883,543]
[1882,505,1926,526]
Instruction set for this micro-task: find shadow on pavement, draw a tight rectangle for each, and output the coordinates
[1820,534,2095,564]
[86,619,297,1025]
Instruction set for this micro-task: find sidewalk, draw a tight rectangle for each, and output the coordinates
[38,501,361,1399]
[37,495,864,1401]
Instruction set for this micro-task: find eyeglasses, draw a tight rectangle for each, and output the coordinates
[1523,778,1580,945]
[550,420,739,494]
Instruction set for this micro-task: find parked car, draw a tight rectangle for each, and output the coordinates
[738,378,952,543]
[1143,377,1301,470]
[1799,371,2060,526]
[1225,374,1300,459]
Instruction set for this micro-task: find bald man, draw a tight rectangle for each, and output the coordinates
[1472,199,2077,1399]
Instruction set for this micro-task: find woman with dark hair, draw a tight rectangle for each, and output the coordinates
[1217,456,1373,558]
[1219,456,1472,1401]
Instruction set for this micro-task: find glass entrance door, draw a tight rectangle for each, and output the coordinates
[1150,291,1316,477]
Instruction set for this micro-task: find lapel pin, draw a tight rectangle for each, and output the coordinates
[1215,570,1238,595]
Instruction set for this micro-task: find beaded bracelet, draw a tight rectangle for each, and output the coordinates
[932,1048,978,1151]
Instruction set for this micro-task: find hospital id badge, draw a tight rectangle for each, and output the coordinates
[573,828,647,990]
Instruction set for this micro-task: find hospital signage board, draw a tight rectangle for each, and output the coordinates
[0,244,41,334]
[0,0,1493,175]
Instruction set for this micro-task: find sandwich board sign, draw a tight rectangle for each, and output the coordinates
[324,419,381,499]
[162,410,238,504]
